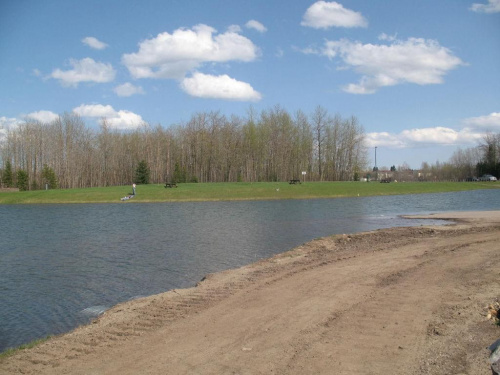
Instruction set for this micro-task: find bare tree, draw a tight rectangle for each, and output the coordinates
[311,106,329,180]
[0,105,369,186]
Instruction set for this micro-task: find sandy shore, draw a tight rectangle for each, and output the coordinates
[2,211,500,374]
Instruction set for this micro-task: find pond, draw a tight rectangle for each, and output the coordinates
[1,189,499,352]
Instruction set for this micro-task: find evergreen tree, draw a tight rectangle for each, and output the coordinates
[41,164,58,189]
[173,162,186,183]
[135,160,150,184]
[17,170,29,191]
[3,160,13,187]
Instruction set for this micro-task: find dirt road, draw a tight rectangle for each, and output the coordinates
[2,211,500,374]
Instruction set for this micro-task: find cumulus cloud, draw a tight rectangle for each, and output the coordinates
[470,0,500,13]
[0,116,23,140]
[227,24,242,33]
[317,37,464,94]
[122,24,259,80]
[50,58,116,87]
[400,127,466,144]
[82,36,109,50]
[180,72,262,101]
[73,104,116,118]
[366,126,483,149]
[1,113,59,140]
[0,116,22,129]
[113,82,145,97]
[301,1,368,29]
[25,110,59,123]
[463,112,500,130]
[73,104,144,130]
[245,20,267,33]
[365,132,406,148]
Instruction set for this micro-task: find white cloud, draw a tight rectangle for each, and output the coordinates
[245,20,267,33]
[73,104,116,118]
[298,46,320,55]
[366,126,483,149]
[180,72,262,101]
[463,112,500,130]
[318,37,463,94]
[401,127,464,144]
[26,110,59,123]
[301,1,368,29]
[470,0,500,13]
[122,24,259,79]
[82,36,109,50]
[50,58,116,87]
[73,104,144,130]
[1,113,59,141]
[378,33,397,42]
[227,25,242,33]
[365,131,406,148]
[113,82,145,97]
[0,116,23,140]
[0,116,23,130]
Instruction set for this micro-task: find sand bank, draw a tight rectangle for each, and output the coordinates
[2,211,500,374]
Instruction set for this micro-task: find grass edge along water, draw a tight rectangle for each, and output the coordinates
[0,336,52,359]
[0,181,498,204]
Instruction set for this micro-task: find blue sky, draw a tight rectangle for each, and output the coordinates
[1,0,499,169]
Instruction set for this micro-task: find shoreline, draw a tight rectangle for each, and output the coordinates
[0,181,498,205]
[1,210,500,374]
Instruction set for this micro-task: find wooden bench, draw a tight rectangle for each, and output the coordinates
[289,179,301,184]
[164,182,177,188]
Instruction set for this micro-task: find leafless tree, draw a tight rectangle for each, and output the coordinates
[0,106,370,188]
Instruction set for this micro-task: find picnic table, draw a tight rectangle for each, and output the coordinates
[289,179,301,184]
[164,182,177,188]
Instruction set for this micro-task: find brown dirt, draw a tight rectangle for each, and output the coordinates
[2,211,500,374]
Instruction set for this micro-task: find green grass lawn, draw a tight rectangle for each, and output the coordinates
[0,181,498,204]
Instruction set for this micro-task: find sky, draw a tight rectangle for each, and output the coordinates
[0,0,499,169]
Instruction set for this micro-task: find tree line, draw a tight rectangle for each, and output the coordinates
[446,133,500,179]
[377,133,500,182]
[0,105,368,190]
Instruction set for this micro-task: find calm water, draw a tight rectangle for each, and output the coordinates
[1,189,499,352]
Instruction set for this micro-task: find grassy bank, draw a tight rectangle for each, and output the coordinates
[0,181,498,204]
